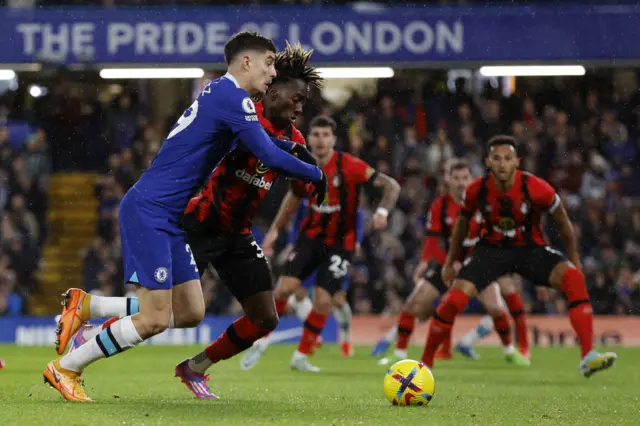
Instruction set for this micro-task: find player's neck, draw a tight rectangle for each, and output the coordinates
[449,191,462,205]
[226,70,256,95]
[317,150,334,167]
[493,171,517,192]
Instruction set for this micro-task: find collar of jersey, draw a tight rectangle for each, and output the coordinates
[222,72,240,88]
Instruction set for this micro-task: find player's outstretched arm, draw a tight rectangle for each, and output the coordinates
[239,127,322,182]
[550,202,581,269]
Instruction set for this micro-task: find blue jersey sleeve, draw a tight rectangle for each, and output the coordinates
[214,90,320,181]
[356,208,365,243]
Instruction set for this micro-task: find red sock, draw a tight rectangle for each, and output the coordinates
[504,292,529,353]
[421,289,469,368]
[298,309,328,355]
[560,268,593,358]
[204,316,271,364]
[492,312,512,347]
[101,317,119,329]
[276,298,288,315]
[439,329,453,354]
[396,311,416,351]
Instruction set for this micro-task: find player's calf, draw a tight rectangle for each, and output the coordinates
[171,279,206,328]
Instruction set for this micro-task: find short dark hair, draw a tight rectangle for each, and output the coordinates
[224,31,277,65]
[447,158,471,175]
[309,116,337,134]
[486,135,517,153]
[272,42,323,90]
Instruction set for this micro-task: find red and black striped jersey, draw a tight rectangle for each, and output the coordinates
[421,193,482,264]
[461,170,559,247]
[294,151,374,252]
[184,101,305,234]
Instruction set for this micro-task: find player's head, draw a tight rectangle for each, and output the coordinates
[264,42,323,129]
[224,32,277,95]
[445,159,473,200]
[308,115,337,159]
[485,135,520,183]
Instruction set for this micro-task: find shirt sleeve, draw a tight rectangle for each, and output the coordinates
[214,87,264,134]
[532,176,561,213]
[346,155,376,184]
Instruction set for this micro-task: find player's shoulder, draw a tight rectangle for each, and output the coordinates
[521,170,554,194]
[341,151,369,167]
[466,176,484,195]
[199,76,256,112]
[290,125,306,145]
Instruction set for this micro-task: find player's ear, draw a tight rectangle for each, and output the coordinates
[268,87,278,101]
[241,54,251,71]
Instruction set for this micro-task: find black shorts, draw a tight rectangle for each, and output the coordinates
[284,237,353,295]
[183,214,272,302]
[422,261,448,295]
[457,243,566,291]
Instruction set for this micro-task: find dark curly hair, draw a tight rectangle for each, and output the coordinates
[272,41,323,90]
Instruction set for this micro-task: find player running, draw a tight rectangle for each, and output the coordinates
[239,202,364,368]
[374,160,529,367]
[241,115,401,372]
[44,32,326,402]
[421,135,617,377]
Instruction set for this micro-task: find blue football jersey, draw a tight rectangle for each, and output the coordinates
[131,73,319,217]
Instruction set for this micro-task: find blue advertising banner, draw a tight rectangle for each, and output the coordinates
[0,5,639,66]
[0,315,337,346]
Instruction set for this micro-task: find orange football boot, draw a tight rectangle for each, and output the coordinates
[55,289,91,355]
[43,359,94,402]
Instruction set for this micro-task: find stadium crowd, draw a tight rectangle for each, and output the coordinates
[2,70,640,318]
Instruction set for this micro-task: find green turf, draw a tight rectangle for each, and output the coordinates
[0,344,635,425]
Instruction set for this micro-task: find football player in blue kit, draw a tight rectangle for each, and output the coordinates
[44,31,327,402]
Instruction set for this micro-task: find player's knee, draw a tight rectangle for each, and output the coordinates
[333,291,346,307]
[138,311,171,336]
[254,312,279,332]
[452,279,478,298]
[178,304,206,328]
[275,276,300,298]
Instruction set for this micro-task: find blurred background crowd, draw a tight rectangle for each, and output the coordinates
[2,66,640,318]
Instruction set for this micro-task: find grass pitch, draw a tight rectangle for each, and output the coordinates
[0,344,636,426]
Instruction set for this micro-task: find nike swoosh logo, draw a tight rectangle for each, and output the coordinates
[52,369,61,384]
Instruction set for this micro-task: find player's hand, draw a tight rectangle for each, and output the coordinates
[262,229,279,257]
[412,260,428,284]
[372,212,388,230]
[291,144,317,167]
[311,170,328,206]
[441,263,456,287]
[452,261,462,275]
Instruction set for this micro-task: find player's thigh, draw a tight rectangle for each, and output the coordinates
[457,245,513,293]
[514,246,567,288]
[496,274,517,295]
[333,290,347,308]
[404,278,441,316]
[316,249,352,297]
[479,282,506,314]
[120,204,176,290]
[284,240,321,283]
[211,234,273,304]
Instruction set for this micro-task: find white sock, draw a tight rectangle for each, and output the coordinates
[60,316,142,372]
[294,297,312,323]
[384,325,398,342]
[89,295,139,318]
[393,348,408,359]
[503,344,516,355]
[333,303,352,342]
[189,351,214,374]
[82,325,102,341]
[460,315,495,346]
